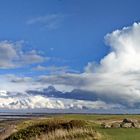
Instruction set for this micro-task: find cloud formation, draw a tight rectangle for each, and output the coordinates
[30,22,140,108]
[1,23,140,110]
[99,22,140,73]
[83,22,140,107]
[0,91,122,110]
[0,41,45,68]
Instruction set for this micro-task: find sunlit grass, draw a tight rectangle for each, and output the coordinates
[5,114,140,140]
[33,128,101,140]
[5,119,101,140]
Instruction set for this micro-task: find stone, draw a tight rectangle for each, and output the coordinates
[132,122,140,128]
[123,118,133,123]
[101,119,140,129]
[121,122,132,128]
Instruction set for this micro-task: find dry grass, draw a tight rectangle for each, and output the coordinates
[33,128,102,140]
[5,119,98,140]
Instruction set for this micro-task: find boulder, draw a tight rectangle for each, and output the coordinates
[101,118,140,129]
[132,122,140,128]
[123,118,133,123]
[121,122,132,128]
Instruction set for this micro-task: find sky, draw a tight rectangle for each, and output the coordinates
[0,0,140,111]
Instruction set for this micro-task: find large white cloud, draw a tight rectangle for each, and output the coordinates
[35,22,140,108]
[0,91,122,110]
[83,22,140,107]
[100,22,140,73]
[1,23,140,110]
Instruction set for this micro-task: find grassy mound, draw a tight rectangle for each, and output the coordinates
[5,119,97,140]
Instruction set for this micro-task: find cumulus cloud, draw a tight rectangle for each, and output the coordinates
[0,41,18,68]
[19,50,46,65]
[0,41,45,68]
[1,22,140,110]
[82,22,140,107]
[32,22,140,108]
[100,22,140,73]
[0,91,122,110]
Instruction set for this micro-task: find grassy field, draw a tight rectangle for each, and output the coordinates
[59,114,140,121]
[3,114,140,140]
[98,128,140,140]
[61,114,140,140]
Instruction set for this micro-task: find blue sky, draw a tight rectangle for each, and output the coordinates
[1,0,140,110]
[0,0,139,76]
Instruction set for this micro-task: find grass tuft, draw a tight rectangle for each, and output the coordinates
[5,119,93,140]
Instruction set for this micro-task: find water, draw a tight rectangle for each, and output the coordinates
[0,108,139,120]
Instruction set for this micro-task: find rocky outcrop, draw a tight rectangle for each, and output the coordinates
[101,118,140,128]
[122,118,138,123]
[121,122,132,128]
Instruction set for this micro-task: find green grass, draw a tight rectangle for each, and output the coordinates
[97,128,140,140]
[5,119,89,140]
[5,114,140,140]
[60,114,140,121]
[59,114,140,140]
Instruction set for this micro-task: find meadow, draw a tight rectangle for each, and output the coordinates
[2,114,140,140]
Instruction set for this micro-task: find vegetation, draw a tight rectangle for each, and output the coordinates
[5,119,100,140]
[33,128,101,140]
[4,114,140,140]
[98,128,140,140]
